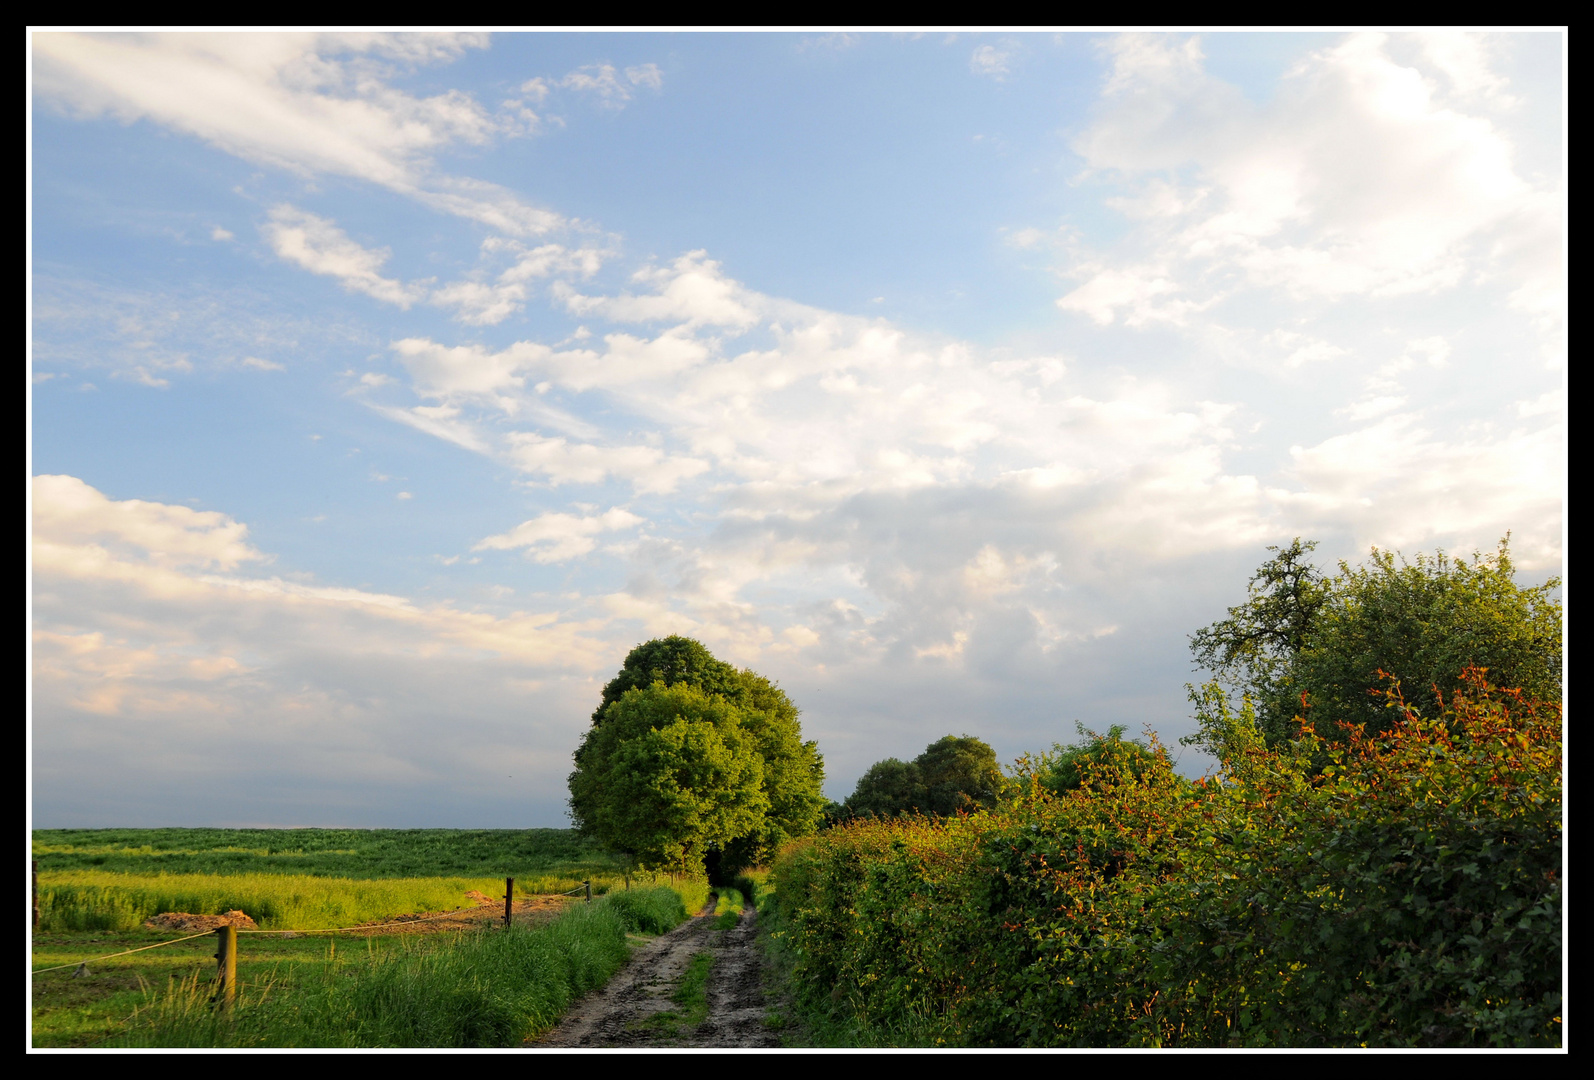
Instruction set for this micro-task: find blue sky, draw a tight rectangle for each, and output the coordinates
[30,31,1564,827]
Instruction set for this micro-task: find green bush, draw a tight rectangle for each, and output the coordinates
[770,671,1562,1047]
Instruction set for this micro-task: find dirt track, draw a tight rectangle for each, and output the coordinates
[532,902,777,1049]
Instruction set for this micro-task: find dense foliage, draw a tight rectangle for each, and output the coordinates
[769,670,1561,1047]
[570,637,826,874]
[841,735,1004,819]
[1191,537,1561,745]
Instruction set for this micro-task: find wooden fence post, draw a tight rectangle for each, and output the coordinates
[504,876,514,928]
[213,925,237,1011]
[584,879,591,904]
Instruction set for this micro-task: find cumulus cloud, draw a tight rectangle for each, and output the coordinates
[32,475,621,824]
[1062,33,1558,335]
[32,474,263,570]
[474,507,643,563]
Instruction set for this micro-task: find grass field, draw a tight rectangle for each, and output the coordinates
[33,827,626,878]
[30,828,706,1047]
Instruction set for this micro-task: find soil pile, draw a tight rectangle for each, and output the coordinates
[143,910,259,932]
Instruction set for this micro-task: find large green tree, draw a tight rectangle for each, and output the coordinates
[1190,536,1562,747]
[841,734,1003,819]
[568,683,767,873]
[571,636,826,872]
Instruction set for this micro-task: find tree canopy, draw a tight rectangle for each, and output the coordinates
[569,636,826,873]
[1034,723,1163,796]
[1189,535,1562,747]
[841,734,1004,819]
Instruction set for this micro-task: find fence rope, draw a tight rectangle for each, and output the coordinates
[239,909,472,935]
[31,930,216,975]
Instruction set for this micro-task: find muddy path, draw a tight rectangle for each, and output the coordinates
[531,902,778,1049]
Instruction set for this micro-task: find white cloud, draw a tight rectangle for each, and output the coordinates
[1279,410,1563,565]
[474,507,643,563]
[367,403,491,453]
[431,242,605,325]
[32,474,263,570]
[558,251,760,328]
[1064,33,1559,335]
[541,62,663,108]
[210,226,234,241]
[1416,32,1518,108]
[506,434,709,495]
[389,337,544,410]
[32,32,564,236]
[31,475,627,824]
[970,45,1013,79]
[263,205,427,307]
[240,356,285,372]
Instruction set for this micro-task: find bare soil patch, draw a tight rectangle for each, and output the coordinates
[142,910,258,932]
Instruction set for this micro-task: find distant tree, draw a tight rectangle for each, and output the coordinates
[916,735,1004,815]
[843,758,926,819]
[1189,535,1562,748]
[1034,723,1162,796]
[842,734,1003,819]
[571,637,825,874]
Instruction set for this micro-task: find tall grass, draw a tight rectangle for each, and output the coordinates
[34,869,689,932]
[109,886,691,1048]
[36,872,513,932]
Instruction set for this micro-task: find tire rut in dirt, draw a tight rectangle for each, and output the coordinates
[531,903,775,1048]
[684,905,777,1048]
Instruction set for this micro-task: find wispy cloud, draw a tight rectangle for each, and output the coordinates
[263,205,428,307]
[32,32,566,236]
[521,62,664,111]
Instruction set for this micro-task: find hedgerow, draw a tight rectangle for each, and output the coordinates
[769,669,1561,1047]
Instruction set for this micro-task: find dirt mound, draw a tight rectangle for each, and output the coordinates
[144,909,259,932]
[464,890,496,905]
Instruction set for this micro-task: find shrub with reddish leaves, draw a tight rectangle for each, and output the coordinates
[769,669,1561,1047]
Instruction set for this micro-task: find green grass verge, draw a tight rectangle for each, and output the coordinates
[33,885,697,1048]
[119,887,682,1048]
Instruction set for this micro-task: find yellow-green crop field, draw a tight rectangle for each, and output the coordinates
[30,828,684,1047]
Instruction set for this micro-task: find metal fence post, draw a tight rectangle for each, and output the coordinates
[584,879,591,904]
[213,925,237,1011]
[504,876,514,928]
[32,861,39,930]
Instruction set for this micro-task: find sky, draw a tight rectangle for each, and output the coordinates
[29,30,1565,828]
